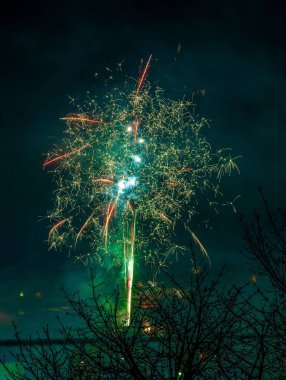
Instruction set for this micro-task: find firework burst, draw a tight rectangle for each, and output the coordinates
[44,57,239,323]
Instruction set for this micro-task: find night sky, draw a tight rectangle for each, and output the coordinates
[1,0,286,345]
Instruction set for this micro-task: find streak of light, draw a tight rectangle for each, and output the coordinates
[60,116,104,124]
[43,144,89,167]
[126,258,133,326]
[134,118,140,142]
[135,54,152,99]
[48,219,67,241]
[104,195,119,246]
[93,178,114,185]
[190,231,211,266]
[75,212,95,246]
[123,229,127,284]
[126,212,136,326]
[104,200,113,242]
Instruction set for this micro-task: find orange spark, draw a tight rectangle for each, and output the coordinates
[104,200,112,244]
[48,219,67,241]
[43,144,89,167]
[134,118,140,142]
[60,116,104,124]
[75,212,95,246]
[157,212,172,226]
[190,231,211,265]
[135,54,152,98]
[93,178,114,185]
[104,195,119,245]
[251,274,257,282]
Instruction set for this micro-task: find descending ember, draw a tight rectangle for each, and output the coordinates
[60,115,104,124]
[48,219,67,241]
[93,178,114,185]
[134,118,140,142]
[190,231,210,265]
[43,144,89,167]
[75,212,95,247]
[104,195,119,246]
[135,54,152,97]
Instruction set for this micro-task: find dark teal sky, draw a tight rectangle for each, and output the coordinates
[1,0,286,343]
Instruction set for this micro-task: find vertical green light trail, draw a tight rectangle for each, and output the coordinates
[125,211,136,325]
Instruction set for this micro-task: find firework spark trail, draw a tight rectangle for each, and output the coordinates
[60,116,104,124]
[104,200,113,246]
[93,178,114,185]
[75,212,95,247]
[134,118,140,143]
[133,55,152,141]
[123,229,127,284]
[48,219,67,241]
[135,54,152,100]
[126,212,136,326]
[190,231,211,266]
[104,195,119,246]
[43,144,89,167]
[126,256,134,325]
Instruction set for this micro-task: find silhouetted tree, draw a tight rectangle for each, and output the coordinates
[240,188,286,294]
[2,233,286,379]
[0,258,244,378]
[239,189,286,378]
